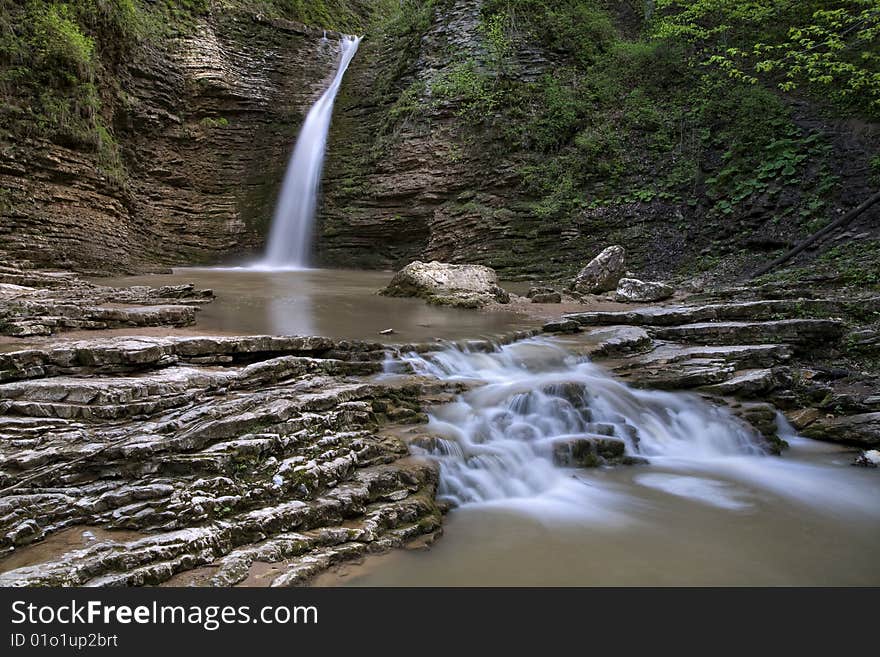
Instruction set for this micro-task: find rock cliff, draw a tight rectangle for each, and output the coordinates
[1,12,345,273]
[1,0,877,284]
[317,0,880,280]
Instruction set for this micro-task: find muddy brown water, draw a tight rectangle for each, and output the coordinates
[313,440,880,587]
[93,268,540,343]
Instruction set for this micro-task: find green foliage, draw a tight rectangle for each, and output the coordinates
[0,0,143,183]
[385,80,427,127]
[692,78,820,213]
[766,239,880,290]
[482,12,513,71]
[431,61,505,120]
[513,72,590,152]
[1,0,381,194]
[820,239,880,288]
[252,0,370,31]
[367,0,435,102]
[482,0,617,66]
[200,116,230,128]
[30,3,95,80]
[653,0,880,118]
[870,154,880,187]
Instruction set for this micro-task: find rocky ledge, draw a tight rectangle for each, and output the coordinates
[0,255,213,338]
[546,290,880,450]
[0,333,463,587]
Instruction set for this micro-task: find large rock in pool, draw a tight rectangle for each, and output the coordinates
[615,278,674,303]
[380,261,511,308]
[572,246,626,294]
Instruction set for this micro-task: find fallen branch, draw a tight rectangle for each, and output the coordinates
[750,189,880,279]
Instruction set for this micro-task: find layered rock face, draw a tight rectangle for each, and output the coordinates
[2,2,876,281]
[319,0,548,272]
[1,15,344,274]
[0,334,447,586]
[317,1,880,280]
[545,292,880,449]
[0,253,213,337]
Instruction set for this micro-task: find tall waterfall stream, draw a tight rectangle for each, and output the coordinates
[261,36,361,269]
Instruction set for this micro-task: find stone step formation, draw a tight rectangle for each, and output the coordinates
[0,256,214,338]
[0,332,458,586]
[545,296,880,450]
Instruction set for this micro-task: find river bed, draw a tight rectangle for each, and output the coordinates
[95,268,539,342]
[14,270,878,587]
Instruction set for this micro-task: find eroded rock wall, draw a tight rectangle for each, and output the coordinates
[1,15,342,274]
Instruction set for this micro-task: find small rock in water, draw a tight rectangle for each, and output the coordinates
[379,328,395,335]
[543,319,581,334]
[82,530,96,542]
[526,287,561,303]
[531,292,562,304]
[853,450,880,468]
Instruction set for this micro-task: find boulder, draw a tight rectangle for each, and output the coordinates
[571,246,626,294]
[615,278,674,303]
[380,261,510,308]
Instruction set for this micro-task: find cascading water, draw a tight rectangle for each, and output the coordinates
[391,337,879,521]
[260,35,361,269]
[337,338,880,585]
[395,339,768,507]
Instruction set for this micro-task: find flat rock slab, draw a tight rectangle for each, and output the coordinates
[0,258,214,337]
[568,326,653,357]
[802,412,880,447]
[700,369,781,397]
[607,342,793,390]
[0,341,446,586]
[563,299,856,328]
[650,319,845,349]
[0,335,376,383]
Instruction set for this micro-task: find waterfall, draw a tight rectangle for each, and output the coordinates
[261,36,361,269]
[394,339,767,507]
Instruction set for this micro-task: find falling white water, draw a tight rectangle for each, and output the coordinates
[394,339,879,519]
[395,339,765,507]
[261,36,362,269]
